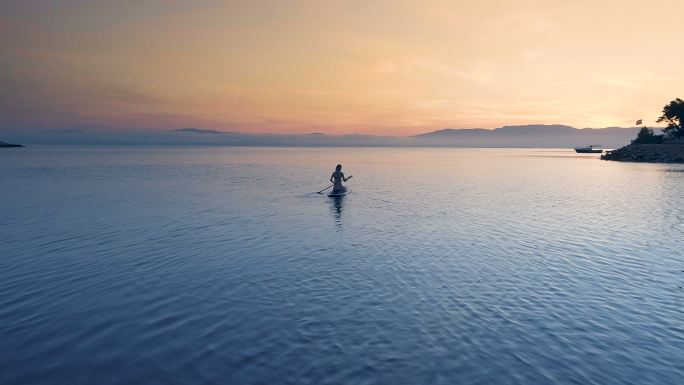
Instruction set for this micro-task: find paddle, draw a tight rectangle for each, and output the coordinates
[317,175,353,194]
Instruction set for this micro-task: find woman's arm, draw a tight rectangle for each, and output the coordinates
[330,173,334,183]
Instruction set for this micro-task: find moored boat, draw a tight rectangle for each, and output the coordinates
[574,145,603,153]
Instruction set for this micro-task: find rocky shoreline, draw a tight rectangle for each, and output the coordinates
[601,142,684,163]
[0,141,24,148]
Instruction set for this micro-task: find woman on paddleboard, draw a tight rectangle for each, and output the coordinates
[330,164,350,193]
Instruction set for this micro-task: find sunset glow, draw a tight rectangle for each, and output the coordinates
[2,0,682,135]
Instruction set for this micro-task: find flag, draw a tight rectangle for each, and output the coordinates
[636,119,642,125]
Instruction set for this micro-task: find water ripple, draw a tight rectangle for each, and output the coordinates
[1,147,683,385]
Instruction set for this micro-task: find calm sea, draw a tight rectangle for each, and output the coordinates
[1,146,683,385]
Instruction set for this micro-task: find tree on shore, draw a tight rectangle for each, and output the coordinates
[656,98,684,138]
[632,127,663,144]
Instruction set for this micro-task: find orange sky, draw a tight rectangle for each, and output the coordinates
[1,0,682,135]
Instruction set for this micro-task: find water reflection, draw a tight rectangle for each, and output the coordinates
[329,195,345,220]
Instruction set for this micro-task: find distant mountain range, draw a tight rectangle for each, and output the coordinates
[172,128,229,134]
[411,125,640,148]
[0,124,643,148]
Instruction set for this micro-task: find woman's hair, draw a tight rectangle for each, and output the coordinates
[335,164,342,171]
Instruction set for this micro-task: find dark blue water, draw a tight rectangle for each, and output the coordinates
[2,147,683,385]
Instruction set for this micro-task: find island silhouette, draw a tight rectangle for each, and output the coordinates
[602,98,684,163]
[0,140,23,148]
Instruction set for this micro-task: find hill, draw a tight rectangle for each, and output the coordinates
[413,125,639,148]
[0,125,640,147]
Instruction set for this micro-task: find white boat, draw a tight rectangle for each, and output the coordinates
[574,145,603,153]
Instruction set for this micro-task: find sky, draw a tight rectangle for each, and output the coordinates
[1,0,682,136]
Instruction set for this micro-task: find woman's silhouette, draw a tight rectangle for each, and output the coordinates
[329,164,350,193]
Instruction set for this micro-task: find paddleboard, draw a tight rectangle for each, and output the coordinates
[327,188,350,197]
